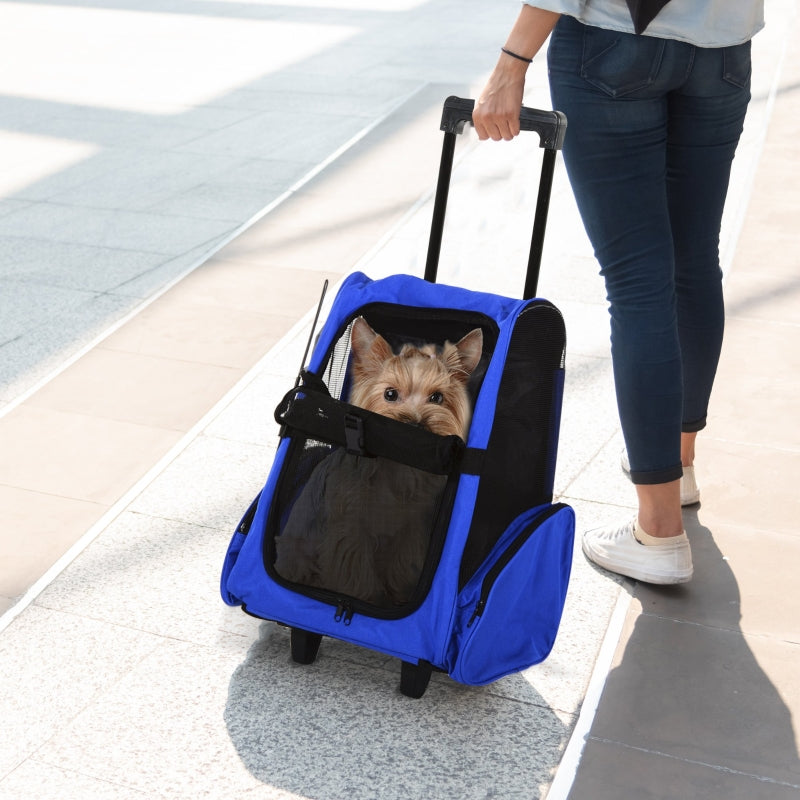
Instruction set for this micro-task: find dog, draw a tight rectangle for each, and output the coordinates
[274,317,483,606]
[347,316,483,439]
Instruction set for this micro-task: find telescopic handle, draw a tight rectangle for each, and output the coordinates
[424,97,567,297]
[439,96,567,150]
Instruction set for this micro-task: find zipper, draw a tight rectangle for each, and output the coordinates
[237,492,261,535]
[466,599,486,628]
[467,503,566,628]
[334,601,354,626]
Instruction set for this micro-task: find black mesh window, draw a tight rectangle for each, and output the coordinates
[459,301,566,585]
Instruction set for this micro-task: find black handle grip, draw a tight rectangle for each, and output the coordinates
[440,95,567,150]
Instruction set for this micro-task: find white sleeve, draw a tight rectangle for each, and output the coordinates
[522,0,587,14]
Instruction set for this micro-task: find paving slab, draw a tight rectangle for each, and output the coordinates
[584,611,800,788]
[568,737,800,800]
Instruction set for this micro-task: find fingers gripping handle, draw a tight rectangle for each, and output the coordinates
[440,96,567,150]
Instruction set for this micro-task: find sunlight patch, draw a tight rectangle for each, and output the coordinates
[0,3,358,115]
[0,131,99,198]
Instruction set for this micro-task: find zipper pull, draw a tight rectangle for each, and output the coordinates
[334,602,354,625]
[467,599,486,628]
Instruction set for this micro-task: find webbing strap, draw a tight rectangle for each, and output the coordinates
[274,380,485,477]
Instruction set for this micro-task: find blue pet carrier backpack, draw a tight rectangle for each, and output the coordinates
[220,98,574,698]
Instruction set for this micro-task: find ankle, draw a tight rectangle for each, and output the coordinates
[635,480,682,536]
[681,432,697,468]
[635,520,686,544]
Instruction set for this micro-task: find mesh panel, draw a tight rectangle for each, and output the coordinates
[321,321,354,401]
[273,451,448,607]
[459,301,566,586]
[267,303,497,614]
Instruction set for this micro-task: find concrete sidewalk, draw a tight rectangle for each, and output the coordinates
[1,1,798,798]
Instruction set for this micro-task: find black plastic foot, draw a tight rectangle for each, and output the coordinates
[290,628,322,664]
[400,660,433,698]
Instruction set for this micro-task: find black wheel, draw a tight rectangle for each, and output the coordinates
[400,660,433,698]
[290,628,322,664]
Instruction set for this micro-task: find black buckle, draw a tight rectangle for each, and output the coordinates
[344,413,365,455]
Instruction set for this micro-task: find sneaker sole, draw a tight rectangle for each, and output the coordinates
[681,493,700,507]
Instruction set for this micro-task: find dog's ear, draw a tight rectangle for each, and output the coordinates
[441,328,483,381]
[350,317,393,367]
[451,328,483,377]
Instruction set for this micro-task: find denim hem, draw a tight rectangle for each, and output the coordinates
[630,465,683,485]
[682,417,707,433]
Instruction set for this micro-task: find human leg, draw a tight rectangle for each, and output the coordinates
[662,44,751,513]
[636,481,682,537]
[681,431,697,467]
[547,19,694,580]
[620,434,700,505]
[548,17,688,486]
[668,42,752,433]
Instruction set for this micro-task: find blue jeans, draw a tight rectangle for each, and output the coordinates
[547,16,752,484]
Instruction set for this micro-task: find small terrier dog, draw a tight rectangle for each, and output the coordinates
[275,317,483,605]
[347,316,483,439]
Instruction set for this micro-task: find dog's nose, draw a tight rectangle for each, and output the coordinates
[397,413,426,430]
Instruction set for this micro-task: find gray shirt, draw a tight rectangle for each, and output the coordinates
[525,0,764,46]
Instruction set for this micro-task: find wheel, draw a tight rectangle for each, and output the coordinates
[400,660,433,698]
[290,627,322,664]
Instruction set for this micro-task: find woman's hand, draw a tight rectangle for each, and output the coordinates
[473,63,527,141]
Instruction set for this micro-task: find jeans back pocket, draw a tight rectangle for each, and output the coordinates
[723,41,752,88]
[580,25,666,98]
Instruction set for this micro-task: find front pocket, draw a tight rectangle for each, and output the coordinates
[450,503,575,686]
[268,438,457,620]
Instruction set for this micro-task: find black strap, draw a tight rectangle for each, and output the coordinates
[275,381,485,477]
[459,447,485,476]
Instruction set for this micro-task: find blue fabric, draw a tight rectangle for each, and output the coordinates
[220,272,574,685]
[449,503,575,684]
[548,16,751,484]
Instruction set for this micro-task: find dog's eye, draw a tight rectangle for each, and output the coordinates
[428,391,444,405]
[384,388,399,402]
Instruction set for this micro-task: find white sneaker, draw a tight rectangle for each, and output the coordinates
[582,518,693,584]
[620,450,700,507]
[680,465,700,506]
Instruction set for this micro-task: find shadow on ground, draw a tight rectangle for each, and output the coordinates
[569,512,800,798]
[225,622,568,800]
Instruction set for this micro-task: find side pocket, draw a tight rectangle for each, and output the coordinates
[449,503,575,686]
[220,492,260,606]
